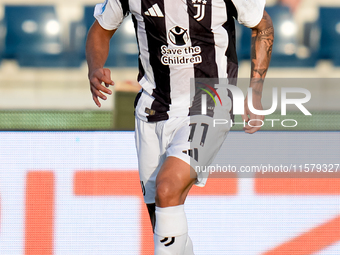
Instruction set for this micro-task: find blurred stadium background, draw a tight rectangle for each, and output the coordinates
[0,0,339,130]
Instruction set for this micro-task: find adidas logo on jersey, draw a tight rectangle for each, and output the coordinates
[144,4,164,17]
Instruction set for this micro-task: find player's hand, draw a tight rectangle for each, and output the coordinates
[89,68,114,107]
[242,94,264,134]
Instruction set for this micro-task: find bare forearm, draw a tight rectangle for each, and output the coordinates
[250,11,274,95]
[86,21,115,75]
[86,20,116,107]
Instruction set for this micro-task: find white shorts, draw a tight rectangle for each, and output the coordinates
[135,112,231,204]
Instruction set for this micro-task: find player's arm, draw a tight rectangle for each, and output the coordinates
[243,10,274,134]
[86,20,116,107]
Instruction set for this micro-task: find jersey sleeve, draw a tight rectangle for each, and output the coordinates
[93,0,128,30]
[230,0,266,28]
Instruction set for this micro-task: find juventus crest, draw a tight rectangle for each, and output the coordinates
[192,0,207,21]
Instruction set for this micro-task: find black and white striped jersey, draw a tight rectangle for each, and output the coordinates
[94,0,265,122]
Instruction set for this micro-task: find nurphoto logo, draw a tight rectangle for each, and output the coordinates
[199,81,312,128]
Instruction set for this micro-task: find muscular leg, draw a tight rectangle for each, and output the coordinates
[153,156,196,255]
[155,156,196,207]
[146,156,196,227]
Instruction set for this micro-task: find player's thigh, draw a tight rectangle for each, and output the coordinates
[187,114,231,186]
[154,118,197,204]
[159,115,230,188]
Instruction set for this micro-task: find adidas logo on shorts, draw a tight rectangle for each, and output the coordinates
[182,148,198,161]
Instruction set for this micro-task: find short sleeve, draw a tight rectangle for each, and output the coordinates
[94,0,126,30]
[231,0,266,28]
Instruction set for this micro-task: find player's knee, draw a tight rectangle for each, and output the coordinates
[155,180,180,206]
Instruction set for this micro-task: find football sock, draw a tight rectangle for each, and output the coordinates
[154,205,191,255]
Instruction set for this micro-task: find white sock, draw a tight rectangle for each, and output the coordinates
[154,205,189,255]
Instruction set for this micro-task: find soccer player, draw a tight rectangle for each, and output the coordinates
[86,0,273,254]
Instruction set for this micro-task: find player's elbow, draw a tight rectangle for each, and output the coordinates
[252,11,274,36]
